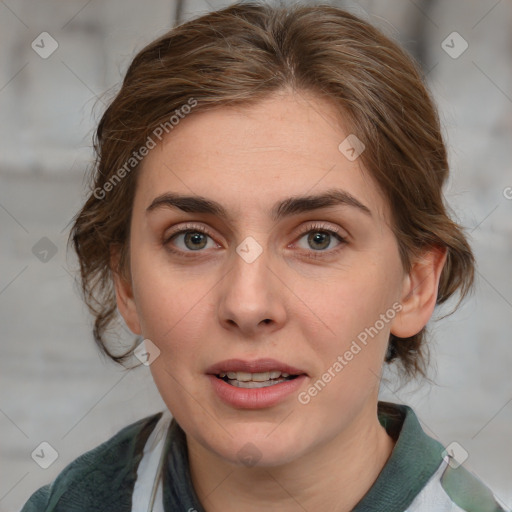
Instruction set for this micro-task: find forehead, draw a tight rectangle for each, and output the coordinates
[136,91,390,224]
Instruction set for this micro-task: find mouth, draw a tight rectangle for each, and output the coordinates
[206,358,307,389]
[215,371,300,388]
[206,358,307,409]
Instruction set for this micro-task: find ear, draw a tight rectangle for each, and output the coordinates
[390,246,447,338]
[110,246,142,336]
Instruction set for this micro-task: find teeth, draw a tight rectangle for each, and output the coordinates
[230,378,288,389]
[251,372,270,382]
[218,371,292,381]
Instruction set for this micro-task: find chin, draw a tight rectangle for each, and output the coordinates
[212,429,308,468]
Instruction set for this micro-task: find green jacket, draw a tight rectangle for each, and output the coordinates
[20,402,509,511]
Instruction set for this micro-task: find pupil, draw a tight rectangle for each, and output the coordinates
[308,231,329,250]
[185,232,207,250]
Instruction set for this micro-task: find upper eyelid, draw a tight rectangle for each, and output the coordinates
[298,222,346,235]
[165,221,344,237]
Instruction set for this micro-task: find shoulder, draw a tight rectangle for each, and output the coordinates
[376,402,509,511]
[407,458,510,511]
[439,460,509,511]
[20,411,164,512]
[402,433,509,512]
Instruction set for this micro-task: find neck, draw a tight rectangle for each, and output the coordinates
[186,402,396,512]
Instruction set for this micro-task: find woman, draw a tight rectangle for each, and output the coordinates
[21,1,508,510]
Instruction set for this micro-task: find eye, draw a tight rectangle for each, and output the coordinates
[293,223,347,256]
[163,222,347,258]
[164,224,219,253]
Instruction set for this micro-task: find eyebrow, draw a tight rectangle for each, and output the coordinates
[146,188,372,222]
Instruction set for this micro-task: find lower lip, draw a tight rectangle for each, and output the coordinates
[207,374,307,409]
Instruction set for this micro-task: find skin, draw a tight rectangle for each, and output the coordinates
[113,89,446,511]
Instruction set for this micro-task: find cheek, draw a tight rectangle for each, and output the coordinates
[129,247,215,353]
[292,258,400,387]
[296,263,398,339]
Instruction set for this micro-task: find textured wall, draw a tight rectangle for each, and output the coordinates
[1,0,511,510]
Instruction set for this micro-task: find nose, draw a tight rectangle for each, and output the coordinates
[216,239,287,338]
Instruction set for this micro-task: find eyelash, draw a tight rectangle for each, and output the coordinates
[163,222,347,259]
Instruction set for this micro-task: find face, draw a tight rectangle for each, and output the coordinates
[114,90,437,468]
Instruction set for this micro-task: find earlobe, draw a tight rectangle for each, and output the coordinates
[390,246,447,339]
[111,248,142,336]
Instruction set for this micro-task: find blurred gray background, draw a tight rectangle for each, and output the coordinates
[1,0,511,510]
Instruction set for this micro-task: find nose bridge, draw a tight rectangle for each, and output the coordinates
[217,234,286,332]
[230,235,271,300]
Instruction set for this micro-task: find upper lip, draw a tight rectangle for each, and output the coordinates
[206,358,307,376]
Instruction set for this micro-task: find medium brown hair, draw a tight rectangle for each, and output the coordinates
[70,1,475,379]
